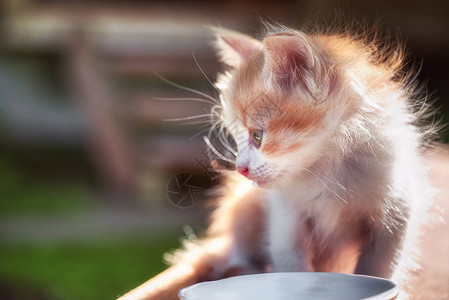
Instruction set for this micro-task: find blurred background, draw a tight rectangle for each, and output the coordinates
[0,0,448,299]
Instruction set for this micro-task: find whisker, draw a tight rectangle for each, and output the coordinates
[190,125,213,141]
[179,121,212,126]
[192,52,221,94]
[210,104,222,117]
[203,136,236,164]
[154,97,215,105]
[163,114,212,122]
[206,119,223,151]
[217,124,238,157]
[154,72,218,104]
[301,168,348,206]
[313,171,354,198]
[196,119,221,162]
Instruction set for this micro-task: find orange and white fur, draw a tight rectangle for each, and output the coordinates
[120,25,438,300]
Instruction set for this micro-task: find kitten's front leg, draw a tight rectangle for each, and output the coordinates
[355,228,403,278]
[354,196,416,285]
[355,226,412,300]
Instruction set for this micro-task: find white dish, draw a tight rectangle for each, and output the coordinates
[179,272,398,300]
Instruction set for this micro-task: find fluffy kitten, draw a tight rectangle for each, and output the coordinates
[120,25,439,300]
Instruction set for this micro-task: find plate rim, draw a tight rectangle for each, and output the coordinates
[178,272,399,300]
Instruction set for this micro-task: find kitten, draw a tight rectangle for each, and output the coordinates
[120,25,440,300]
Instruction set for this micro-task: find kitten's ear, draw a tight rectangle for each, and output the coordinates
[262,33,316,91]
[212,28,263,68]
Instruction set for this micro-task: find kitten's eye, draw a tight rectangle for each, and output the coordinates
[251,129,264,148]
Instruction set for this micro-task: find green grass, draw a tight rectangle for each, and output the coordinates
[0,234,182,300]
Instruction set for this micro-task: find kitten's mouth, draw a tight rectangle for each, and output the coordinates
[236,167,271,187]
[249,176,270,187]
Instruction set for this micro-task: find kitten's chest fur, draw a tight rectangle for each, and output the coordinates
[266,182,366,273]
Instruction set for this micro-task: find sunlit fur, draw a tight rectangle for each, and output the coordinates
[161,25,439,300]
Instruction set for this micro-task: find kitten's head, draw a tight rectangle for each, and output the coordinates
[213,28,357,188]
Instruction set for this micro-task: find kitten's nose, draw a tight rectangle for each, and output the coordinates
[237,166,249,177]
